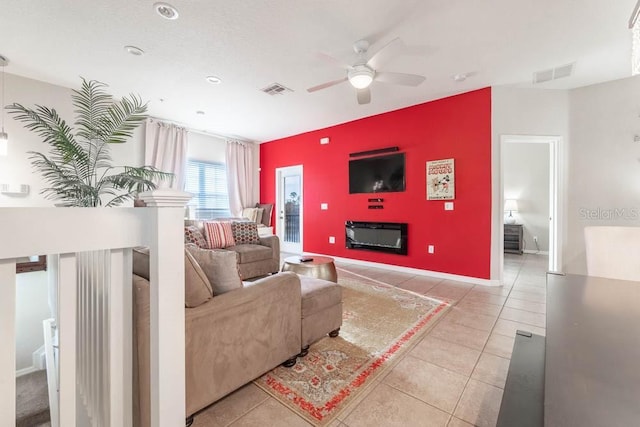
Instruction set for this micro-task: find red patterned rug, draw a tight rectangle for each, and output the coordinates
[253,272,450,425]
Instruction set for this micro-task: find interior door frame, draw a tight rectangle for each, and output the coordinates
[500,135,562,273]
[275,165,304,254]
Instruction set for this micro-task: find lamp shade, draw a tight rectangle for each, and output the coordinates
[504,199,519,212]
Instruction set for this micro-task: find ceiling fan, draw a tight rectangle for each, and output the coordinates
[307,38,426,105]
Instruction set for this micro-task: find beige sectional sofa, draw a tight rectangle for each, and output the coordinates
[132,248,302,426]
[185,219,279,280]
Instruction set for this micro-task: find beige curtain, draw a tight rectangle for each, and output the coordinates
[226,140,256,216]
[144,119,188,189]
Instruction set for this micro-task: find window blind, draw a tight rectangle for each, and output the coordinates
[185,160,231,220]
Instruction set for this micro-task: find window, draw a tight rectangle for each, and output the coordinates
[185,160,231,220]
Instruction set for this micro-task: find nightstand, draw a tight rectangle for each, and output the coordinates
[504,224,523,254]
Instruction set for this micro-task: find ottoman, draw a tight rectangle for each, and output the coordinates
[298,275,343,356]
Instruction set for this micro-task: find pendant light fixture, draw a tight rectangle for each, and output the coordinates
[0,54,8,156]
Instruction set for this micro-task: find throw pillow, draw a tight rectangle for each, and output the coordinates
[132,246,214,308]
[203,221,235,249]
[184,225,208,248]
[255,203,274,227]
[231,221,261,245]
[241,207,262,223]
[185,246,243,295]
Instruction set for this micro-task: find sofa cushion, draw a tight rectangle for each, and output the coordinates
[255,203,273,227]
[231,221,261,245]
[186,246,243,295]
[241,207,263,224]
[299,276,343,318]
[184,225,208,248]
[204,221,236,249]
[132,247,213,308]
[226,244,273,264]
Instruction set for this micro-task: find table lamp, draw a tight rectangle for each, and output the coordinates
[504,199,519,224]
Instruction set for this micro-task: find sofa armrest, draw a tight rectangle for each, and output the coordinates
[258,234,280,264]
[184,271,301,414]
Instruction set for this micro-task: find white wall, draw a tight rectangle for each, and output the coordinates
[565,75,640,274]
[15,271,49,371]
[503,142,550,252]
[491,86,569,280]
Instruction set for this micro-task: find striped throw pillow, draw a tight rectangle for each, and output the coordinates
[204,221,236,249]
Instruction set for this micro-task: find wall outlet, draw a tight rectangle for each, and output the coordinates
[321,203,328,210]
[428,245,435,254]
[533,236,538,243]
[329,236,335,244]
[320,137,330,145]
[444,202,454,211]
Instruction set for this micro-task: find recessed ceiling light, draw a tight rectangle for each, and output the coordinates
[154,2,179,20]
[205,75,222,84]
[124,45,144,56]
[196,110,205,115]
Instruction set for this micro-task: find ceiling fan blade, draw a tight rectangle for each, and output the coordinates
[307,77,348,93]
[375,72,425,87]
[357,87,371,105]
[367,37,403,69]
[315,52,352,70]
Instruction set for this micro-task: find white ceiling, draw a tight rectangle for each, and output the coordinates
[0,0,637,142]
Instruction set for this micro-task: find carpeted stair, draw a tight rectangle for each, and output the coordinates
[16,369,50,427]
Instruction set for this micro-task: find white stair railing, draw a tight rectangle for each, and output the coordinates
[0,190,191,427]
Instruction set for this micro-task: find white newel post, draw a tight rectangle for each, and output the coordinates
[139,190,192,427]
[0,258,17,426]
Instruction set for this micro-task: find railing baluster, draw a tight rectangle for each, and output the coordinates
[58,252,78,426]
[0,259,17,426]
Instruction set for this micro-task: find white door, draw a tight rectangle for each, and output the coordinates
[275,165,303,254]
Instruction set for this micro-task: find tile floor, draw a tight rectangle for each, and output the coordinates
[192,253,548,427]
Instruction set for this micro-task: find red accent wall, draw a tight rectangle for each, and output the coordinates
[260,88,492,279]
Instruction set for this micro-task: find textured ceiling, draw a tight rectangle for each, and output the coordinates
[0,0,637,142]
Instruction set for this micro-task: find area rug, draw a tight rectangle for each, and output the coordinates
[253,273,450,425]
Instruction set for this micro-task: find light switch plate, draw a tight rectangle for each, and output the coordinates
[428,245,435,254]
[444,202,454,210]
[320,137,330,145]
[321,203,328,210]
[329,236,335,244]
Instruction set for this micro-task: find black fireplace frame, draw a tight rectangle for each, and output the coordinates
[345,221,408,255]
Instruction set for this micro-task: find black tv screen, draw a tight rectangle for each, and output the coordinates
[349,153,406,194]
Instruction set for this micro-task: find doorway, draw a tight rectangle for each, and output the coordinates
[500,135,561,273]
[275,165,303,254]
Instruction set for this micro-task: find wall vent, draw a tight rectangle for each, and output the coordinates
[261,83,293,96]
[533,63,574,84]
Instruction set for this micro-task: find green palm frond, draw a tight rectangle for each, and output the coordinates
[10,77,173,207]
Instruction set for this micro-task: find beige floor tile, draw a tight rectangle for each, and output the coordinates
[375,270,415,285]
[384,356,468,413]
[344,383,450,427]
[231,399,311,426]
[396,276,441,294]
[493,318,545,338]
[454,379,503,427]
[462,292,507,306]
[410,336,481,376]
[508,290,546,304]
[504,298,546,314]
[197,383,269,426]
[511,284,546,296]
[499,307,546,328]
[326,420,348,427]
[468,285,512,296]
[428,319,490,351]
[448,417,475,427]
[471,353,510,389]
[427,283,472,302]
[455,300,503,317]
[445,310,497,332]
[484,333,515,359]
[192,412,223,427]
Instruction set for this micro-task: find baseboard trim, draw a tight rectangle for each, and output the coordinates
[16,365,40,378]
[305,252,501,287]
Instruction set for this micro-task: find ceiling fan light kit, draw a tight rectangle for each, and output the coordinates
[348,65,375,89]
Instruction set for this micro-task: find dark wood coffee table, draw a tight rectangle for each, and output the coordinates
[281,255,338,283]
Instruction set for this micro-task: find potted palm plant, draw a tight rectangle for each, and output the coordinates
[7,78,172,206]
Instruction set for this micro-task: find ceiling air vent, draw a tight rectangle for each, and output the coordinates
[533,63,574,84]
[261,83,293,96]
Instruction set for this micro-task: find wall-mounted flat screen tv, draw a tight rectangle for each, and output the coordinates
[349,152,406,194]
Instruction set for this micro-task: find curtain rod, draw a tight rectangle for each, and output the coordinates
[147,116,256,144]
